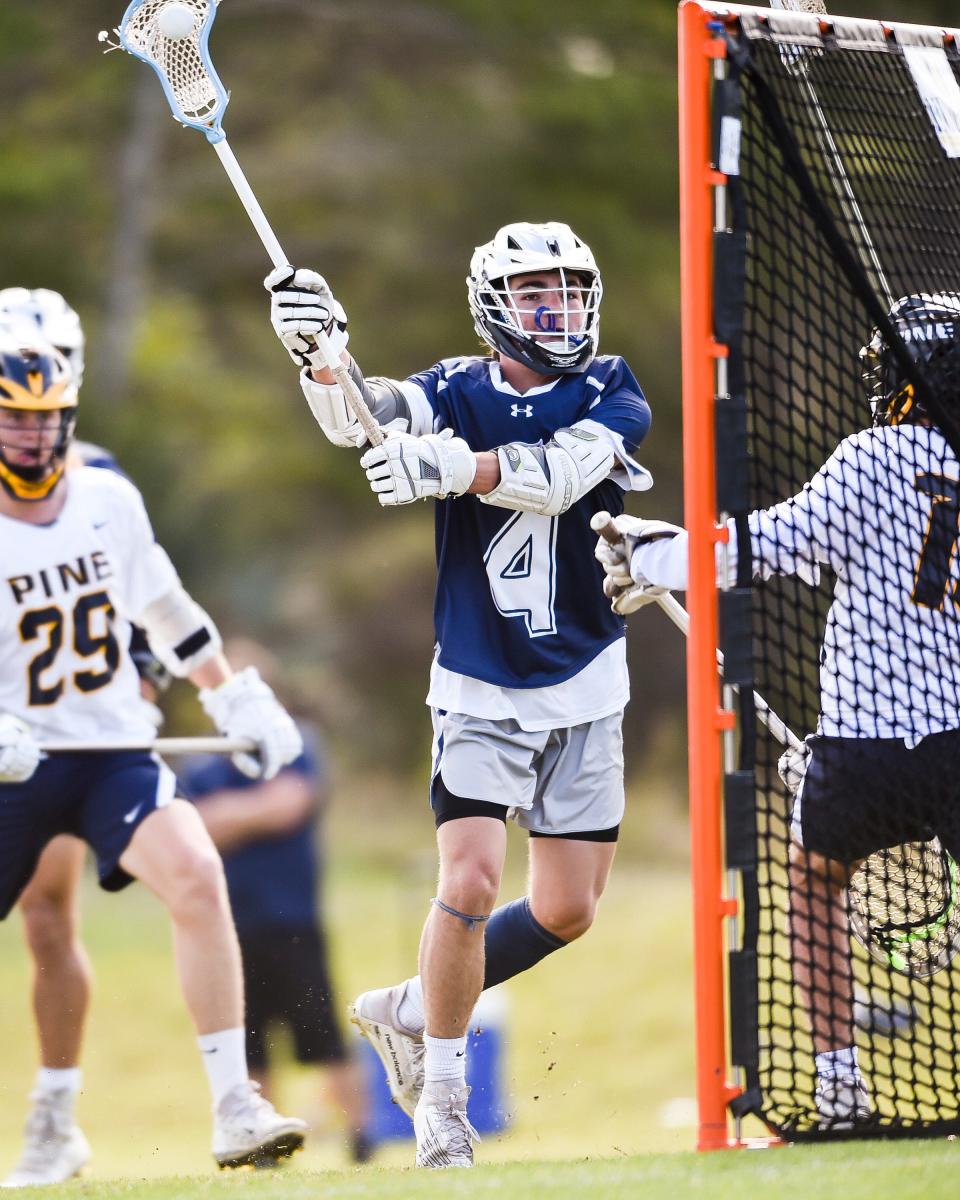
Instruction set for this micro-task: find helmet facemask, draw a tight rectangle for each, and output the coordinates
[861,292,960,428]
[467,222,603,376]
[0,345,78,502]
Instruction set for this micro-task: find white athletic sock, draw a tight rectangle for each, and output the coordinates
[35,1067,82,1097]
[398,976,425,1035]
[424,1034,468,1085]
[815,1045,859,1080]
[197,1027,248,1107]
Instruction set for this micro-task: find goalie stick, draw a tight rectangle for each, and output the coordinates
[103,0,384,448]
[592,513,960,978]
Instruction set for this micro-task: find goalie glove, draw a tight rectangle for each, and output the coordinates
[265,266,349,371]
[360,429,477,506]
[777,742,811,794]
[593,512,682,615]
[198,667,303,781]
[0,714,41,783]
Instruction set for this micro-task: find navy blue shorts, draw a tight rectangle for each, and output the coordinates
[0,751,179,919]
[794,731,960,865]
[240,925,347,1068]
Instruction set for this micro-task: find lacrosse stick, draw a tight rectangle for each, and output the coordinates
[591,513,801,751]
[768,0,895,306]
[103,0,383,447]
[592,512,960,976]
[40,736,256,756]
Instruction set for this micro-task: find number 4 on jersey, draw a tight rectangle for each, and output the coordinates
[484,512,558,638]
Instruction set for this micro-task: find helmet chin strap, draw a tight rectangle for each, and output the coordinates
[0,456,66,502]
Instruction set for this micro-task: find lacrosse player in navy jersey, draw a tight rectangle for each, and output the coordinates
[266,221,652,1167]
[597,292,960,1131]
[0,320,309,1182]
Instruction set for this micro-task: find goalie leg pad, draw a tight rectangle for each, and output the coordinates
[479,426,614,517]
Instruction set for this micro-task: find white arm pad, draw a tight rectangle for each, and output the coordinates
[138,585,223,677]
[300,371,366,448]
[479,426,615,517]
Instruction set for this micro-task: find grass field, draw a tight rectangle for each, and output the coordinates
[0,788,698,1183]
[0,784,957,1197]
[6,1142,960,1199]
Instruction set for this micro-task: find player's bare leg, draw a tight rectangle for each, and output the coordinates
[121,800,243,1033]
[20,837,91,1069]
[526,837,617,943]
[413,816,504,1168]
[4,838,92,1188]
[120,800,306,1167]
[789,843,871,1126]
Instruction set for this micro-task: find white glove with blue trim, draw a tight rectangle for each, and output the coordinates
[0,714,41,783]
[265,266,349,370]
[199,667,303,781]
[360,429,477,506]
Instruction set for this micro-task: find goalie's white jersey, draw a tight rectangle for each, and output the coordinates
[748,424,960,741]
[635,424,960,742]
[0,468,179,742]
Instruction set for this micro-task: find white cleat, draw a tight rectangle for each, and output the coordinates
[2,1089,90,1188]
[212,1081,307,1169]
[414,1081,479,1169]
[350,984,425,1117]
[815,1075,873,1130]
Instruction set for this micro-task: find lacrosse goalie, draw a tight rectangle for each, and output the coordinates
[596,293,960,1129]
[267,221,653,1168]
[0,318,306,1182]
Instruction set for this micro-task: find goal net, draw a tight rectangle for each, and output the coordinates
[690,4,960,1141]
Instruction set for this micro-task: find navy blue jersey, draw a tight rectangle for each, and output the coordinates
[179,726,324,935]
[407,355,651,689]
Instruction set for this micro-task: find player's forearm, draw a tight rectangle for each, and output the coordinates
[188,652,232,692]
[196,779,314,852]
[467,452,501,495]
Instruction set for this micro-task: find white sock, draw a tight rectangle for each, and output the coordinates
[197,1027,248,1107]
[815,1045,859,1080]
[398,977,425,1035]
[35,1067,82,1097]
[424,1034,467,1085]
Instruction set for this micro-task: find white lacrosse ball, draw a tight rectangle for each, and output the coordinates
[158,3,196,39]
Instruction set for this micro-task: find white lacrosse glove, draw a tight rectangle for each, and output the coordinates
[198,667,303,781]
[265,266,349,371]
[0,714,42,784]
[593,512,679,615]
[360,429,477,506]
[777,742,811,794]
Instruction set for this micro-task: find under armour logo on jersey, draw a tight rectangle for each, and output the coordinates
[510,404,533,418]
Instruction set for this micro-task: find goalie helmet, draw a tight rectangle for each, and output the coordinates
[0,288,86,388]
[467,221,602,375]
[0,338,78,502]
[860,292,960,427]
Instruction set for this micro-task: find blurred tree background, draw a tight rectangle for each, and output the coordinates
[1,0,956,818]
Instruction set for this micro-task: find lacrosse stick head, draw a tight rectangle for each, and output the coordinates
[117,0,229,142]
[848,840,960,979]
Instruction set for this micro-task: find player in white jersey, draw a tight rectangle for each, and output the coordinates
[0,332,309,1181]
[265,222,653,1167]
[597,292,960,1130]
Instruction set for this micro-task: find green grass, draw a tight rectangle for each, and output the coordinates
[0,809,697,1182]
[1,800,957,1197]
[11,1143,960,1200]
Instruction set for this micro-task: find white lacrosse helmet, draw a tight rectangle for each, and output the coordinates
[467,221,602,375]
[0,288,86,388]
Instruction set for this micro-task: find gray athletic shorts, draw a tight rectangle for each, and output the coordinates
[430,709,625,836]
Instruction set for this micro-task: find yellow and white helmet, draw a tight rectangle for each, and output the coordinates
[0,288,85,387]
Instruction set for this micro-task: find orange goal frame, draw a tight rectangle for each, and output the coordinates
[679,0,752,1151]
